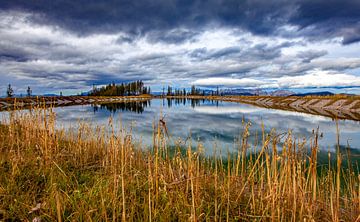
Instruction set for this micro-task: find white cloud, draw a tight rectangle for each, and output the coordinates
[193,70,360,89]
[275,70,360,88]
[1,10,360,95]
[192,77,266,87]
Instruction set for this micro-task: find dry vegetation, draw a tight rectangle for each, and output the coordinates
[0,106,359,221]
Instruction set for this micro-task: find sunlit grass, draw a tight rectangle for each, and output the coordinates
[0,106,359,221]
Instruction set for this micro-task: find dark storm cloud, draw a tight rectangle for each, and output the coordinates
[189,43,286,62]
[0,43,32,62]
[341,26,360,45]
[23,72,68,81]
[210,47,241,59]
[146,29,200,44]
[1,1,360,95]
[0,53,28,62]
[297,50,328,63]
[189,47,241,60]
[289,0,360,44]
[83,73,153,86]
[116,35,136,44]
[2,0,360,44]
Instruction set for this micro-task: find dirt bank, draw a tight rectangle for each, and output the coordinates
[201,95,360,121]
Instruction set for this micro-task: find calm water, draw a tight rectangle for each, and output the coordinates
[52,98,360,155]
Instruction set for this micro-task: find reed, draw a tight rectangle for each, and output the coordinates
[0,106,359,221]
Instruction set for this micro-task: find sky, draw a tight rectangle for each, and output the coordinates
[1,0,360,95]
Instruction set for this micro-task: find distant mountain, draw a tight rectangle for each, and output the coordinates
[80,91,90,96]
[43,93,59,97]
[0,94,59,98]
[129,89,338,97]
[339,93,356,96]
[151,91,163,96]
[269,90,295,96]
[219,88,268,96]
[219,89,296,96]
[294,91,334,96]
[151,88,263,96]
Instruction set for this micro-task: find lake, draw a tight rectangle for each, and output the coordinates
[51,98,360,156]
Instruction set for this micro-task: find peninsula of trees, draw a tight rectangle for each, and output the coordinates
[89,80,209,97]
[89,80,151,96]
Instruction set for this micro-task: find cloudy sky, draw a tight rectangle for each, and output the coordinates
[1,0,360,95]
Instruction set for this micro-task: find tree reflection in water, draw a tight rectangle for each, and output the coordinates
[92,100,151,114]
[167,98,219,108]
[92,98,221,113]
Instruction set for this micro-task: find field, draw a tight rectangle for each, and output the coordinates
[0,106,359,221]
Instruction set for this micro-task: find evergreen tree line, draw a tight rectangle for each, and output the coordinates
[90,80,151,96]
[165,85,220,96]
[4,82,220,98]
[5,84,32,98]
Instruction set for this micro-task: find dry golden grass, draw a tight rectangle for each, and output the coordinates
[0,106,359,221]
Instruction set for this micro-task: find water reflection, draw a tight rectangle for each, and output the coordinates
[166,98,220,108]
[53,99,360,156]
[92,100,151,114]
[92,98,221,114]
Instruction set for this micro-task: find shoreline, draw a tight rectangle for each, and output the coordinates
[0,95,152,110]
[198,95,360,121]
[1,95,359,121]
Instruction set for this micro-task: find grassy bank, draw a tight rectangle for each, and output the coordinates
[0,108,359,221]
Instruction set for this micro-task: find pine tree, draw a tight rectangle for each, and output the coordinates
[27,86,32,97]
[6,84,14,98]
[191,85,196,95]
[167,86,172,96]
